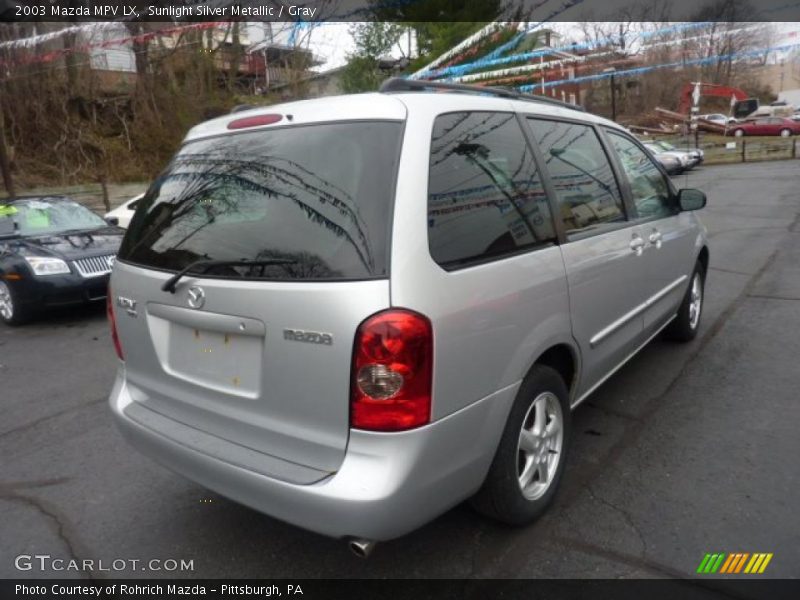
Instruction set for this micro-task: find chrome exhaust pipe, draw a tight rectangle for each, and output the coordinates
[348,538,376,558]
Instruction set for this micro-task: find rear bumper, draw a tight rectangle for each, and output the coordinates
[109,367,518,541]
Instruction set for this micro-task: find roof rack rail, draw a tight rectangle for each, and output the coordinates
[230,104,258,113]
[379,77,585,112]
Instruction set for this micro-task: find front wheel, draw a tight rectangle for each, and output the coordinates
[471,365,571,525]
[733,129,745,137]
[780,128,791,138]
[664,262,705,342]
[0,280,31,326]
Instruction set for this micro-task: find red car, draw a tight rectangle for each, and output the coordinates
[727,117,800,137]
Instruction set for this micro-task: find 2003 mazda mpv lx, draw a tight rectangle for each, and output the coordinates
[108,79,708,556]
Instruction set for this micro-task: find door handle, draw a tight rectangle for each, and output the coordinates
[630,234,645,256]
[648,229,663,249]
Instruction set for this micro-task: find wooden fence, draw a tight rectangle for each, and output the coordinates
[650,135,799,165]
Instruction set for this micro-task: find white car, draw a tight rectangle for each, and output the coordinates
[104,193,144,229]
[698,113,735,126]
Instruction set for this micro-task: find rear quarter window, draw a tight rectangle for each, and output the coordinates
[118,121,403,281]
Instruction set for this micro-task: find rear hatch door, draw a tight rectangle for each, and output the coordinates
[112,101,405,477]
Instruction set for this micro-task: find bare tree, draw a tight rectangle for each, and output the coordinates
[0,98,15,199]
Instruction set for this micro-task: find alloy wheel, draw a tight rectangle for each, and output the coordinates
[0,281,14,321]
[688,272,703,330]
[516,391,564,500]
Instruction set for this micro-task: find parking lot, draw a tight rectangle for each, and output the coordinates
[1,160,798,579]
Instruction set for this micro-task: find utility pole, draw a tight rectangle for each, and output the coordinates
[603,67,617,122]
[691,81,701,151]
[610,73,617,122]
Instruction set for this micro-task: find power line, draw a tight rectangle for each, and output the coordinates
[517,40,800,92]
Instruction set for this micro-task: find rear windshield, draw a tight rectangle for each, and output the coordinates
[118,121,403,281]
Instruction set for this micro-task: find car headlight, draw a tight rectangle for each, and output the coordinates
[24,256,71,276]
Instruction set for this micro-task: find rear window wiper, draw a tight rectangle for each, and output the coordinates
[161,258,296,293]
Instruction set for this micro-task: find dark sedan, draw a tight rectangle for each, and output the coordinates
[0,196,124,325]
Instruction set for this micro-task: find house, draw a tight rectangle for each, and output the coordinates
[244,23,323,93]
[0,22,320,94]
[268,66,346,100]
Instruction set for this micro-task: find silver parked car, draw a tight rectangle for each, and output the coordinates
[641,143,684,175]
[643,141,696,173]
[654,140,704,166]
[108,79,709,555]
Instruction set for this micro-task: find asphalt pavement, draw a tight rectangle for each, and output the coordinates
[1,160,798,579]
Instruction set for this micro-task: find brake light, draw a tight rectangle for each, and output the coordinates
[227,114,282,130]
[351,309,432,431]
[107,291,124,361]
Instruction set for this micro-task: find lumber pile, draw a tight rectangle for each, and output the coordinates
[694,119,727,134]
[655,107,729,134]
[655,107,689,122]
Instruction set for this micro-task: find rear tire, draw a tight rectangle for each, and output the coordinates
[664,261,705,342]
[0,281,31,326]
[471,365,571,525]
[780,128,791,138]
[733,129,745,137]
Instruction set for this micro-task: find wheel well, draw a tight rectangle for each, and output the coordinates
[698,246,709,273]
[534,344,576,395]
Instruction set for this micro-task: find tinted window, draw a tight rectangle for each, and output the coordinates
[607,132,675,220]
[118,122,402,280]
[427,112,556,268]
[527,119,624,235]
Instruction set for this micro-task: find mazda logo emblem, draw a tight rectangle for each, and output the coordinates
[187,286,205,309]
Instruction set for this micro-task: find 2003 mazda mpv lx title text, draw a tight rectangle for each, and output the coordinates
[108,79,708,556]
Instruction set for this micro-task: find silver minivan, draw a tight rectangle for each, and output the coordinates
[108,79,708,555]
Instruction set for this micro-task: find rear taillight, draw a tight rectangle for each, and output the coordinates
[351,309,432,432]
[107,292,124,361]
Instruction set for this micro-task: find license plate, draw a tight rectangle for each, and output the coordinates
[167,325,262,397]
